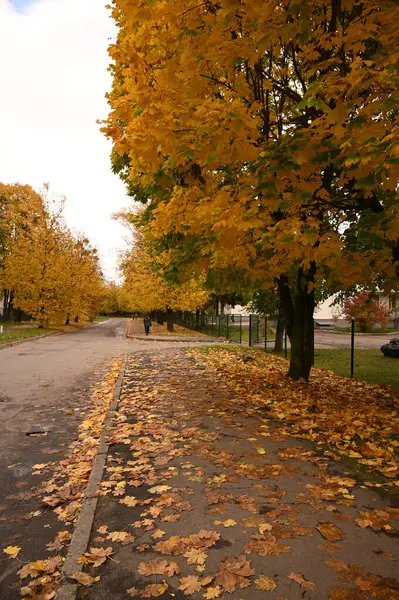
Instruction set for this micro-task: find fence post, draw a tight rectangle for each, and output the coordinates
[351,318,355,378]
[239,315,242,344]
[264,315,268,353]
[284,326,288,359]
[226,314,230,340]
[256,316,260,345]
[249,314,252,347]
[218,315,221,337]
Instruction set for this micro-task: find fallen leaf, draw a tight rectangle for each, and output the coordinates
[107,531,134,544]
[120,496,138,507]
[203,586,222,599]
[3,545,21,558]
[255,575,277,591]
[221,519,237,527]
[316,522,345,541]
[70,572,100,587]
[288,572,315,590]
[127,586,139,597]
[18,560,47,579]
[98,525,108,534]
[138,560,180,577]
[184,548,207,565]
[141,582,168,598]
[179,575,202,595]
[215,555,254,592]
[151,529,166,540]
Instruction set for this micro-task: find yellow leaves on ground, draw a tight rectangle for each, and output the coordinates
[203,586,222,599]
[11,360,123,600]
[255,575,277,591]
[70,572,100,587]
[288,572,316,591]
[192,347,399,487]
[141,582,168,598]
[179,575,202,595]
[3,545,21,558]
[120,496,139,507]
[214,519,237,527]
[316,523,345,542]
[79,546,113,568]
[184,548,207,566]
[107,531,135,544]
[215,555,254,592]
[138,560,179,577]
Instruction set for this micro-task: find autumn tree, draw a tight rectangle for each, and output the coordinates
[104,0,399,379]
[3,184,104,326]
[120,229,209,331]
[0,183,45,320]
[343,292,391,332]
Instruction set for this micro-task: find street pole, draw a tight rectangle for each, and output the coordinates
[351,318,355,378]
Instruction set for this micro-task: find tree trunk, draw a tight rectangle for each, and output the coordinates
[166,308,174,332]
[278,269,316,380]
[274,314,285,352]
[195,309,200,329]
[3,289,14,322]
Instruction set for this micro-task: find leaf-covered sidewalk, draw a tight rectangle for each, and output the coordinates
[75,349,398,600]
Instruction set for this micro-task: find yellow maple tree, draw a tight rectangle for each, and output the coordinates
[2,183,104,326]
[105,0,399,379]
[120,229,209,330]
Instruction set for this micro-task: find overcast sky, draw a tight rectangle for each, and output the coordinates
[0,0,129,280]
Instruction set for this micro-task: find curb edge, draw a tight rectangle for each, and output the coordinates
[56,355,127,600]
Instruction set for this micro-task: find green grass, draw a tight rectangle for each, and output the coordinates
[329,327,398,334]
[313,349,399,389]
[0,328,53,344]
[1,321,34,328]
[93,316,109,323]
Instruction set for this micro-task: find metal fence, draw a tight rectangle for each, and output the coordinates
[174,314,398,383]
[174,312,288,355]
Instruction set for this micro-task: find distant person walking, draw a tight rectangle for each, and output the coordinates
[143,315,152,336]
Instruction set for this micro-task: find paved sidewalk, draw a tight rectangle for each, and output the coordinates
[126,319,221,343]
[72,349,398,600]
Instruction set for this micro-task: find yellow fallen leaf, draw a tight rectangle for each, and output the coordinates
[3,545,21,558]
[71,572,100,587]
[256,447,266,454]
[222,519,237,527]
[255,575,277,591]
[120,496,138,507]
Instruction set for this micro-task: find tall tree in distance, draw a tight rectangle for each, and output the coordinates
[2,183,104,326]
[0,183,45,320]
[105,0,399,378]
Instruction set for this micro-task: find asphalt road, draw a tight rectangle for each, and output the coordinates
[0,319,218,598]
[314,329,397,349]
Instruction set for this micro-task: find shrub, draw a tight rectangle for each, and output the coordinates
[343,292,391,332]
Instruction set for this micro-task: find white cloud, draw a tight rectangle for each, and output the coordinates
[0,0,129,280]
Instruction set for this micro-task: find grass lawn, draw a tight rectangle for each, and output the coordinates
[93,316,109,323]
[0,327,54,344]
[314,349,399,389]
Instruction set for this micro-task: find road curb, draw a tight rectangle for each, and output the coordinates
[126,334,222,343]
[56,355,127,600]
